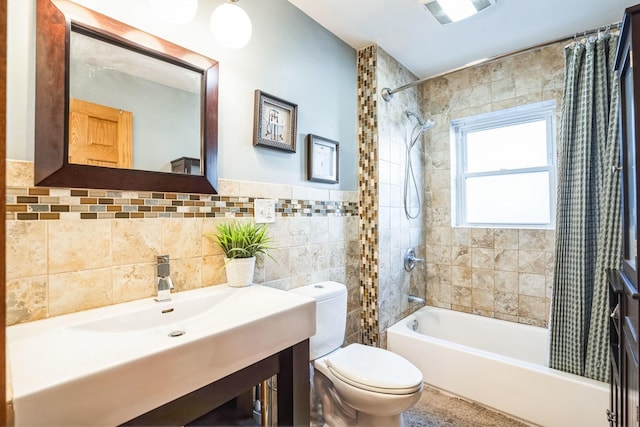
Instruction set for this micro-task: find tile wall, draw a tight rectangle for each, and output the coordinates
[376,48,427,346]
[5,160,362,344]
[357,45,380,346]
[357,45,427,347]
[421,41,565,327]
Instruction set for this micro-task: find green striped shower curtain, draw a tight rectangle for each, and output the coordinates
[549,33,621,383]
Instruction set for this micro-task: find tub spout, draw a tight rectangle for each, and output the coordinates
[408,294,425,306]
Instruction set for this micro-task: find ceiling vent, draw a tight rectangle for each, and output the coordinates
[422,0,497,24]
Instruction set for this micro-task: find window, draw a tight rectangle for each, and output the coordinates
[451,101,556,228]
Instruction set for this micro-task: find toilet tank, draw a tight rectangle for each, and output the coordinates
[291,281,347,360]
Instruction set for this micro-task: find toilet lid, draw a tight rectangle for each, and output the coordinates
[326,344,423,395]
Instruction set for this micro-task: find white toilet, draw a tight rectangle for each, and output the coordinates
[292,281,423,427]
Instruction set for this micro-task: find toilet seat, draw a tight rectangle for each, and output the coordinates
[325,344,423,395]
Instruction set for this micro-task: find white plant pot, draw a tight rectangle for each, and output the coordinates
[224,257,256,287]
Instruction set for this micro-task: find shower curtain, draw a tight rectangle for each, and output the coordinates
[549,33,621,383]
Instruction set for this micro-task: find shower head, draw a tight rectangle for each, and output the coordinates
[405,111,424,125]
[422,118,435,130]
[405,111,434,130]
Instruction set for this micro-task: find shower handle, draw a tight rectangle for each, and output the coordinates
[404,248,425,272]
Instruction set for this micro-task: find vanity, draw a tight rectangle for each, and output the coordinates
[7,284,315,426]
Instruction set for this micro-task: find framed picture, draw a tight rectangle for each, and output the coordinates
[253,90,298,152]
[307,134,339,183]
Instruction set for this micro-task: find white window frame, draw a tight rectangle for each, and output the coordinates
[450,100,557,229]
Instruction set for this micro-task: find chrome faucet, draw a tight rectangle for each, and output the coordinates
[156,255,174,302]
[408,294,426,306]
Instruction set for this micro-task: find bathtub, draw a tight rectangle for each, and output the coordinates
[387,306,609,427]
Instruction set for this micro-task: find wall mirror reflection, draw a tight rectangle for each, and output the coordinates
[35,0,219,193]
[69,29,202,174]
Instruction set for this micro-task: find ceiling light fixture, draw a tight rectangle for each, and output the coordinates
[210,0,253,49]
[422,0,497,25]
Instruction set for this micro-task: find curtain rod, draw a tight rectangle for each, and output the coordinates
[381,20,622,102]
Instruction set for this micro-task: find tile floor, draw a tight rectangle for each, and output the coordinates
[403,386,529,427]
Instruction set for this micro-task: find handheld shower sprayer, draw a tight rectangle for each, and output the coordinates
[422,118,435,130]
[403,111,434,220]
[405,111,434,130]
[405,110,425,126]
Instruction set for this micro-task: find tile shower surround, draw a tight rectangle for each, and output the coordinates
[5,161,361,346]
[356,41,565,338]
[375,47,426,347]
[420,41,565,328]
[357,45,427,348]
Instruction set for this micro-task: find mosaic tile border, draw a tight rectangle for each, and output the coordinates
[357,45,380,347]
[6,186,358,221]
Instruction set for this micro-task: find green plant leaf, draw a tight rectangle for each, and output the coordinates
[207,220,274,260]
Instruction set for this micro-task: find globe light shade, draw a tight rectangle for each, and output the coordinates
[210,2,253,49]
[148,0,198,25]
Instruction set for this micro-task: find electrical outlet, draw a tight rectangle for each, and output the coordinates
[254,199,276,223]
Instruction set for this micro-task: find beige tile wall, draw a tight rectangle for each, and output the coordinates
[5,161,362,344]
[421,41,565,327]
[376,47,427,345]
[356,45,429,348]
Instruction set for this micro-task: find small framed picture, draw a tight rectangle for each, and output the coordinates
[307,134,339,184]
[253,90,298,152]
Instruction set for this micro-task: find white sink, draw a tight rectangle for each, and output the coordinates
[7,284,315,426]
[70,292,232,333]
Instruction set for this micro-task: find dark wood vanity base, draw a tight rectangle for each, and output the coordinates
[121,340,310,427]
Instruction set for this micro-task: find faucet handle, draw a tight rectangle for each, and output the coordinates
[404,248,424,272]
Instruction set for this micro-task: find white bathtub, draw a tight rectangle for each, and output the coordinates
[387,306,609,427]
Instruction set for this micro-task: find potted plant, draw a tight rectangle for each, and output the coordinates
[211,220,273,287]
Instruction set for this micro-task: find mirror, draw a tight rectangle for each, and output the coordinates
[35,0,219,193]
[70,30,202,174]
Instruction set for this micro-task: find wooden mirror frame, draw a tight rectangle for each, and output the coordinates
[35,0,219,194]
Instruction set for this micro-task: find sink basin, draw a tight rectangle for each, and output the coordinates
[70,292,232,333]
[7,284,315,426]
